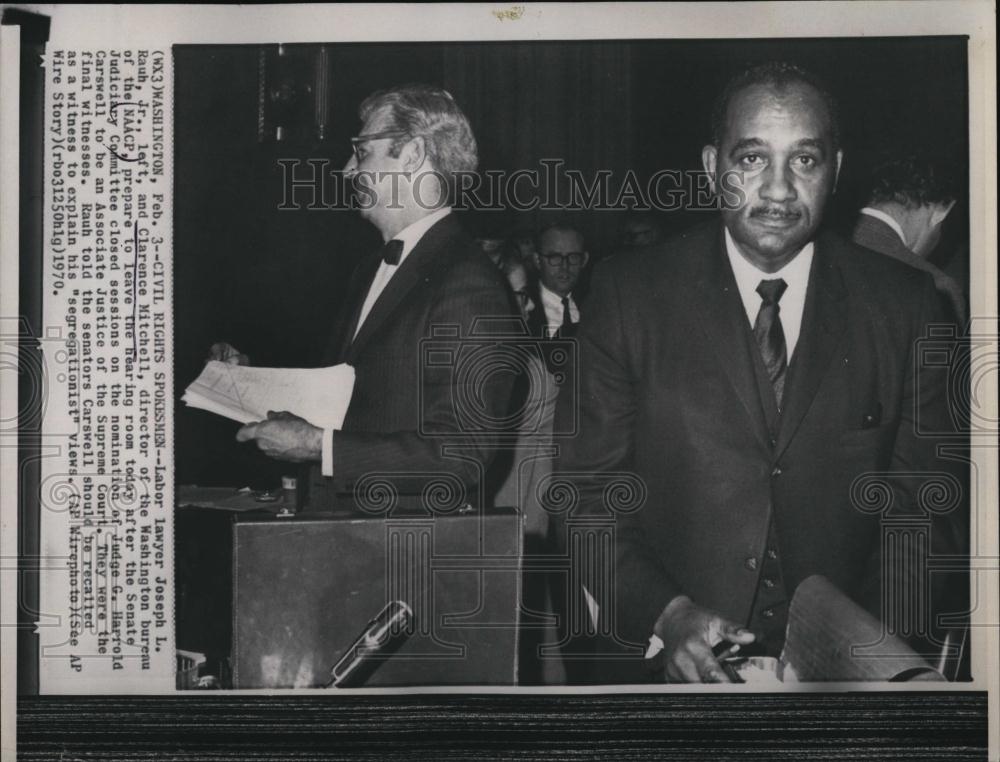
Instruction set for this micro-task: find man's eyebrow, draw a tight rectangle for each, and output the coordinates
[793,138,829,155]
[728,138,765,158]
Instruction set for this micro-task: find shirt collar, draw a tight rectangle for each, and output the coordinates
[389,207,452,266]
[724,227,814,293]
[859,207,907,246]
[539,281,573,309]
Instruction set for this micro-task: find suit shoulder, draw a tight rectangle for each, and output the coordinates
[824,230,932,294]
[443,245,509,290]
[821,231,942,329]
[596,220,717,282]
[426,219,508,287]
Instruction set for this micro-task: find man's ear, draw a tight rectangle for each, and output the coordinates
[532,252,541,270]
[400,135,427,174]
[931,199,957,228]
[832,149,844,193]
[701,145,718,193]
[582,251,591,266]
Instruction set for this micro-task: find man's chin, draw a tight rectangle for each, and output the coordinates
[731,225,812,267]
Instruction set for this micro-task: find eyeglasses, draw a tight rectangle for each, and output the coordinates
[349,130,410,161]
[539,252,587,267]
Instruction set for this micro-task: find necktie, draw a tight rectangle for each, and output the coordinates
[754,278,788,407]
[381,239,404,265]
[561,296,574,335]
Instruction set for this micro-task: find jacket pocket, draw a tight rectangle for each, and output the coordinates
[838,423,893,448]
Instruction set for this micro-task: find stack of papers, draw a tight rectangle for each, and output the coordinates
[182,361,355,429]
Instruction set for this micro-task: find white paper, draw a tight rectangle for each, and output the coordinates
[182,361,355,430]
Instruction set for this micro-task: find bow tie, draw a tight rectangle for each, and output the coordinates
[381,239,404,265]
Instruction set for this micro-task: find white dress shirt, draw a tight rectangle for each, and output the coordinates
[859,206,907,247]
[538,281,580,338]
[322,206,452,477]
[724,227,813,361]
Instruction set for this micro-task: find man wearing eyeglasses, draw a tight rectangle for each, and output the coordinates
[233,84,516,512]
[529,223,590,339]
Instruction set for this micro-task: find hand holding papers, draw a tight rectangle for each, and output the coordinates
[206,341,249,366]
[182,361,355,430]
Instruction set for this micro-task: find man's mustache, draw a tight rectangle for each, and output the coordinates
[749,206,802,219]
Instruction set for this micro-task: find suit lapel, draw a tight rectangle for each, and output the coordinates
[692,225,773,452]
[774,233,848,456]
[319,248,382,365]
[347,215,464,361]
[339,251,384,357]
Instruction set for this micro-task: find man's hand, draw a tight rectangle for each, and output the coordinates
[236,411,322,462]
[207,342,249,366]
[654,595,756,683]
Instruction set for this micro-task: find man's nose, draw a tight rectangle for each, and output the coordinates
[760,164,797,203]
[342,154,358,175]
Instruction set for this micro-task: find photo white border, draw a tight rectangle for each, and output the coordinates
[1,22,23,762]
[1,2,995,758]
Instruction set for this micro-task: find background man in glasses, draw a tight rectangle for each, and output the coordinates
[231,83,516,512]
[529,223,590,338]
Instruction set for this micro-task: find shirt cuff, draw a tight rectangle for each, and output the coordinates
[645,634,665,660]
[321,428,335,477]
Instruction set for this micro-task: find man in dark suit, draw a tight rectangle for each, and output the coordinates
[851,153,966,325]
[555,62,963,683]
[233,84,516,511]
[528,223,589,338]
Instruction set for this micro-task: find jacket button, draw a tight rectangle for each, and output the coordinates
[761,608,774,619]
[763,577,776,589]
[771,466,782,477]
[745,557,758,571]
[766,549,778,560]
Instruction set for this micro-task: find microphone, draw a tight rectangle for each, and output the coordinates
[327,600,414,688]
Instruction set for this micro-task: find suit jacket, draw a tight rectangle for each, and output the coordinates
[306,214,518,511]
[555,220,963,679]
[852,212,967,326]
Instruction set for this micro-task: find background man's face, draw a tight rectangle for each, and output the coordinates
[534,229,587,297]
[475,237,505,265]
[704,82,842,271]
[622,219,660,248]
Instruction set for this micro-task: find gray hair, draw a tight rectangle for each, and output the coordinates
[359,84,478,196]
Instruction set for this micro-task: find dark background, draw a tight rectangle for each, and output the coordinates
[173,37,968,488]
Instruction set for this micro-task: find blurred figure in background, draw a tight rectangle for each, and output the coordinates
[501,252,537,323]
[619,210,665,251]
[852,153,966,325]
[511,228,537,268]
[475,234,507,268]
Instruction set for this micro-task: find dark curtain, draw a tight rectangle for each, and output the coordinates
[444,42,634,255]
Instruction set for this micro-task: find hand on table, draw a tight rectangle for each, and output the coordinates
[207,341,250,366]
[654,595,756,683]
[236,411,322,462]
